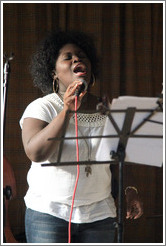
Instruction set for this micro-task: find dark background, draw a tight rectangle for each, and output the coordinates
[3,2,163,243]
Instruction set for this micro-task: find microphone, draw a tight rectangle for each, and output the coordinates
[75,79,88,97]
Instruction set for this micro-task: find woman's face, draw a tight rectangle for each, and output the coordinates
[54,43,92,93]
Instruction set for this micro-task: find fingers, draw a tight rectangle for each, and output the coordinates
[133,204,143,219]
[126,209,143,219]
[66,81,82,96]
[126,211,131,219]
[133,211,143,219]
[64,81,81,103]
[126,201,143,220]
[78,90,87,100]
[63,80,86,111]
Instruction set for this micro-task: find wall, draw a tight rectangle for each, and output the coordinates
[3,2,163,243]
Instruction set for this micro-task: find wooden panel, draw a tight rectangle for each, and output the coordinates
[3,2,163,242]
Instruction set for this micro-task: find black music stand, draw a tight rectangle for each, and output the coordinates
[42,96,163,243]
[96,96,163,242]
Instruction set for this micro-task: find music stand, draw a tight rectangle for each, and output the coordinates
[96,96,163,242]
[42,96,163,243]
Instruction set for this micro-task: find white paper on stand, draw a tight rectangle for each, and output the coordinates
[96,96,163,167]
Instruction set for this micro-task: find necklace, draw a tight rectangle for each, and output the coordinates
[85,131,92,177]
[77,122,92,177]
[85,166,92,177]
[57,92,92,177]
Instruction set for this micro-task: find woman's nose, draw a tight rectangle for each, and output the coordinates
[73,55,81,63]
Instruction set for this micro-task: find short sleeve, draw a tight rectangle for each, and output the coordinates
[19,98,58,129]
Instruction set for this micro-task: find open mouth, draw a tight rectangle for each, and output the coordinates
[73,64,87,75]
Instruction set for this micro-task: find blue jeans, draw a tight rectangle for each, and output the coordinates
[25,208,117,243]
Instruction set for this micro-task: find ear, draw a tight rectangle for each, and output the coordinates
[52,70,57,79]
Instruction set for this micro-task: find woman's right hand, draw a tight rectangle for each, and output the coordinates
[63,80,87,112]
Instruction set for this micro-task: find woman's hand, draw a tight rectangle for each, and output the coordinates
[125,187,143,220]
[63,80,86,112]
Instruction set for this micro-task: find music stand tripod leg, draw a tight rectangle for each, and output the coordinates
[111,146,125,243]
[110,107,136,243]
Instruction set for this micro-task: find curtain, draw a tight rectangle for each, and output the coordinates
[3,2,163,242]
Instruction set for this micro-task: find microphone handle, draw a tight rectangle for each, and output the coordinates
[75,79,87,97]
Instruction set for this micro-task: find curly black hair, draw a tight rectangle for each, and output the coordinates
[30,30,99,94]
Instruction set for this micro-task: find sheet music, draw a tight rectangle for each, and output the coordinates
[96,96,163,167]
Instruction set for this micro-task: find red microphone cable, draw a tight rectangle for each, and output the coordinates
[68,95,80,243]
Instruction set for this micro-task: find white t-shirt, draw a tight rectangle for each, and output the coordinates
[20,93,116,223]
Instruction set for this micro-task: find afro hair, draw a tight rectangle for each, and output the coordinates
[30,30,99,94]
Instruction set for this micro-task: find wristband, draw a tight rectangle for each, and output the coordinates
[125,186,138,195]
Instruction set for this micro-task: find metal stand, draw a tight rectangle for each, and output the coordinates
[98,98,162,242]
[3,53,14,242]
[110,107,136,242]
[41,97,162,243]
[3,53,14,134]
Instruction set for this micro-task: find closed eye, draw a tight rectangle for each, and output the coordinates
[63,53,72,60]
[63,52,88,61]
